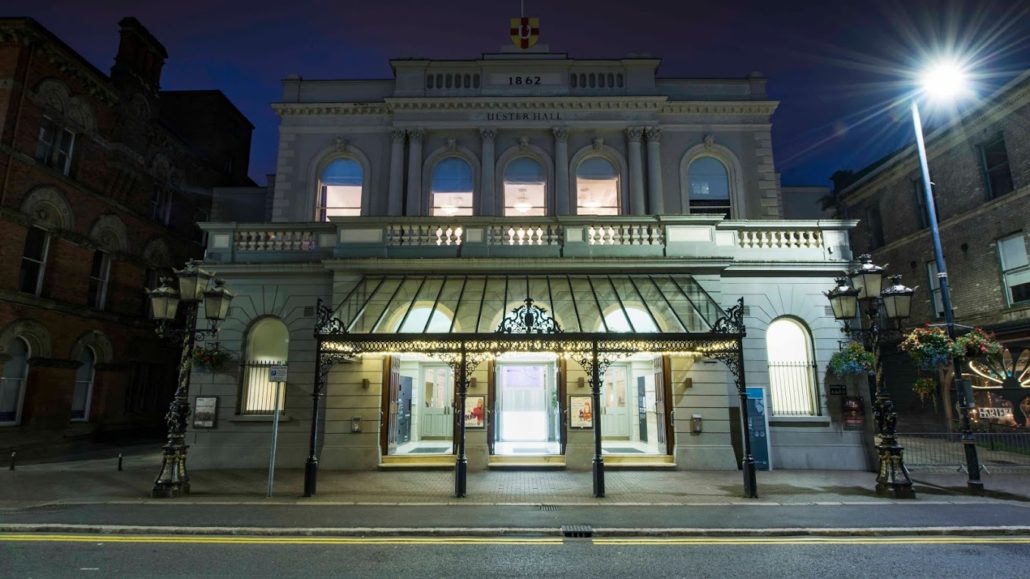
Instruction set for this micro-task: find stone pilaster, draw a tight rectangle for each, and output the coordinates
[626,127,646,215]
[645,127,664,215]
[479,129,496,216]
[753,131,781,219]
[387,129,406,216]
[553,127,570,216]
[405,128,425,216]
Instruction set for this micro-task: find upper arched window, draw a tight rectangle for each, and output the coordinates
[503,157,546,216]
[575,157,620,215]
[766,318,819,417]
[431,158,474,216]
[0,337,30,425]
[687,157,731,216]
[241,318,290,414]
[71,346,96,421]
[317,159,363,220]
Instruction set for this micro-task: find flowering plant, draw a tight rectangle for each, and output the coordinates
[899,325,962,370]
[912,377,937,405]
[192,344,235,370]
[955,328,1003,359]
[828,342,876,376]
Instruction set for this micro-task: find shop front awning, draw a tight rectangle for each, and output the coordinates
[316,274,744,356]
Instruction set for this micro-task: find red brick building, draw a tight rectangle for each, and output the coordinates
[0,17,253,446]
[836,72,1030,428]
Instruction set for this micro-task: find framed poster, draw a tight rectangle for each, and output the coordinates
[465,396,485,428]
[193,396,217,429]
[570,395,593,428]
[745,387,771,471]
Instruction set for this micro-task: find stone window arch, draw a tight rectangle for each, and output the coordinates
[569,141,628,215]
[502,157,547,216]
[765,317,819,417]
[309,141,372,221]
[679,143,746,218]
[89,215,130,254]
[240,317,290,414]
[20,186,75,230]
[423,145,479,216]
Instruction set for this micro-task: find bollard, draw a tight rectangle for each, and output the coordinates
[117,453,123,471]
[9,451,14,471]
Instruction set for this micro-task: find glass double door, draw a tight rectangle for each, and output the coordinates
[493,358,561,456]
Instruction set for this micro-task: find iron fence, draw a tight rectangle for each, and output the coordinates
[768,361,821,417]
[240,361,286,415]
[897,432,1030,472]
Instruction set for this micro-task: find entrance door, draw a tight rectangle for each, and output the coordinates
[602,365,629,438]
[637,377,648,442]
[420,365,453,439]
[397,376,413,443]
[494,360,559,455]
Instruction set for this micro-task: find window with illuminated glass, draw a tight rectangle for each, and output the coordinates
[575,157,620,215]
[240,318,289,414]
[765,318,820,417]
[503,157,546,216]
[431,157,474,216]
[317,159,363,220]
[687,157,731,216]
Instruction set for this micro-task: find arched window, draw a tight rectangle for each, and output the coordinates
[687,157,731,216]
[0,337,30,425]
[317,159,363,220]
[576,157,620,215]
[766,318,819,417]
[241,318,289,415]
[603,307,659,333]
[431,158,474,216]
[503,157,546,216]
[71,347,96,421]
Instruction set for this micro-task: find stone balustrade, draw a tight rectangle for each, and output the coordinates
[200,217,856,264]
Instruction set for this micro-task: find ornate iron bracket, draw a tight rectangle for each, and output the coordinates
[712,297,746,336]
[315,297,347,336]
[496,297,563,335]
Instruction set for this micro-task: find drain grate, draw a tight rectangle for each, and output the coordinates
[561,524,593,538]
[538,504,559,511]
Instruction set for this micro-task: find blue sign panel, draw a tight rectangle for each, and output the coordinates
[746,387,771,471]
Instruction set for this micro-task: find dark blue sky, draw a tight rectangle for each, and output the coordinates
[9,0,1029,186]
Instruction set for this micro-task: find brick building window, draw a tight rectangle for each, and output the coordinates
[979,135,1014,200]
[997,233,1030,305]
[18,226,51,295]
[911,178,940,229]
[87,250,112,310]
[864,205,885,249]
[925,261,944,319]
[35,116,76,175]
[151,190,172,225]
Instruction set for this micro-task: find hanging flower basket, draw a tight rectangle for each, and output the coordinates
[829,342,876,376]
[899,325,962,370]
[912,377,938,408]
[192,344,235,371]
[955,327,1003,359]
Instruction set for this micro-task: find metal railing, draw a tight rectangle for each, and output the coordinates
[897,432,1030,472]
[768,361,821,417]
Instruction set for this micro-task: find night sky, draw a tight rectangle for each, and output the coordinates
[7,0,1029,187]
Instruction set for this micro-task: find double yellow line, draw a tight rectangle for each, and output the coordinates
[2,534,1029,546]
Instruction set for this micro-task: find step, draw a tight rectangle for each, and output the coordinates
[488,455,566,469]
[379,454,455,469]
[603,454,677,469]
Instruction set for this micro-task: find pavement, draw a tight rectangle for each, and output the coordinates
[2,448,1030,537]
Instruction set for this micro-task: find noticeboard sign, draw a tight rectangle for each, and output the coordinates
[269,364,288,383]
[746,387,771,471]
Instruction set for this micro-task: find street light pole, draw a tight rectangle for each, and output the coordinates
[911,102,984,494]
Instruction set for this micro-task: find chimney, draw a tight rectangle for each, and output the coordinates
[110,17,168,94]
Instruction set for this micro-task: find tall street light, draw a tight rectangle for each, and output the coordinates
[148,261,234,498]
[912,59,983,494]
[826,255,915,498]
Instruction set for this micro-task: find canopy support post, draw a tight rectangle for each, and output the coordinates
[591,340,605,498]
[454,345,469,498]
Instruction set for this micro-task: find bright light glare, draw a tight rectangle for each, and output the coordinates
[920,60,970,101]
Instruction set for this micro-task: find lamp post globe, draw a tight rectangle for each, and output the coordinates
[825,277,860,321]
[147,278,181,322]
[880,275,914,321]
[849,254,885,301]
[203,279,235,322]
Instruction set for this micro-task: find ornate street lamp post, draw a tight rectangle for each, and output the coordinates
[826,254,915,498]
[148,260,234,498]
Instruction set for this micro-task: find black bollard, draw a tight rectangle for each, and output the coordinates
[117,453,123,471]
[9,451,15,471]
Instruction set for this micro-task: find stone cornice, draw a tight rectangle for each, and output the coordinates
[273,97,778,118]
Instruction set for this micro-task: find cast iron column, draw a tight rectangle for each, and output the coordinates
[152,307,197,498]
[912,102,983,494]
[454,348,469,498]
[591,340,605,498]
[303,344,324,497]
[735,344,758,499]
